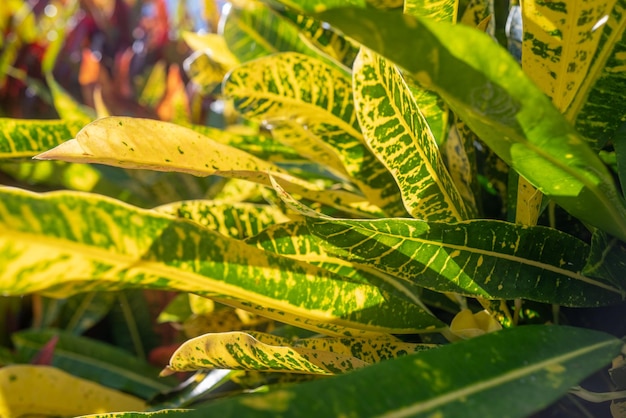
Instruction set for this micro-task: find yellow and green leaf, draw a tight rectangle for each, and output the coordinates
[353,48,469,221]
[0,187,441,336]
[223,52,407,217]
[404,0,458,23]
[0,118,83,158]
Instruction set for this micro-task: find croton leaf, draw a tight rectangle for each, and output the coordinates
[315,7,626,242]
[34,116,379,217]
[0,119,83,158]
[353,48,469,222]
[404,0,458,22]
[171,326,623,418]
[0,365,145,417]
[0,187,441,336]
[303,216,624,307]
[223,52,407,217]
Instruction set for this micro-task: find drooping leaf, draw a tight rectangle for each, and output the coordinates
[223,52,407,217]
[583,230,626,290]
[315,7,626,242]
[156,200,290,239]
[303,216,624,307]
[176,326,623,418]
[0,187,439,336]
[13,329,174,399]
[163,331,368,375]
[34,116,379,217]
[0,365,146,417]
[0,119,83,158]
[353,48,469,221]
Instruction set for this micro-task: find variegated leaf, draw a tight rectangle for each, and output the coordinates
[353,48,469,222]
[0,119,83,158]
[268,0,367,14]
[223,52,407,217]
[444,117,480,216]
[317,7,626,242]
[0,187,439,336]
[163,331,368,375]
[155,200,290,239]
[34,117,379,217]
[404,0,458,22]
[304,217,624,307]
[182,31,239,69]
[404,77,449,146]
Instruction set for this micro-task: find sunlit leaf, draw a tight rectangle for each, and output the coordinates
[0,187,439,336]
[179,326,624,418]
[0,119,82,158]
[0,365,145,417]
[34,116,379,216]
[223,52,407,216]
[404,0,458,22]
[316,7,626,242]
[353,48,469,221]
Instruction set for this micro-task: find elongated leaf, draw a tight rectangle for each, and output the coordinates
[304,217,624,307]
[175,326,623,418]
[0,365,145,417]
[268,0,366,14]
[316,7,626,242]
[444,117,480,215]
[522,0,626,148]
[0,119,82,158]
[223,52,406,217]
[353,48,469,222]
[182,31,239,68]
[35,116,379,217]
[0,187,438,336]
[156,200,290,239]
[13,329,174,399]
[164,331,368,375]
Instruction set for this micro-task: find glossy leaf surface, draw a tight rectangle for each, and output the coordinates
[0,119,81,158]
[316,7,626,242]
[0,187,438,336]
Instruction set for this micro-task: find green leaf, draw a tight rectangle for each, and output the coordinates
[156,200,290,239]
[269,0,366,14]
[60,291,116,334]
[34,116,379,217]
[0,187,438,336]
[304,217,624,307]
[353,48,469,221]
[315,7,626,242]
[0,119,82,158]
[180,326,623,418]
[223,52,407,217]
[12,329,175,399]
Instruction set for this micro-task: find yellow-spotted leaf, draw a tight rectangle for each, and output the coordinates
[405,78,450,146]
[522,0,626,149]
[155,200,290,239]
[163,331,368,375]
[0,365,145,417]
[404,0,458,22]
[223,52,407,217]
[34,116,379,217]
[0,118,83,158]
[304,217,624,307]
[0,187,438,336]
[353,48,469,221]
[460,0,494,32]
[246,220,442,318]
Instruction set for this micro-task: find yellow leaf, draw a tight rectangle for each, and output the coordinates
[449,309,502,340]
[0,365,145,417]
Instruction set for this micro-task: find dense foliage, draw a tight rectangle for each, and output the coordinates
[1,0,626,417]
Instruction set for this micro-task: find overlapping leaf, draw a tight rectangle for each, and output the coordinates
[164,326,623,418]
[223,52,407,216]
[0,187,440,336]
[353,48,469,222]
[303,216,624,307]
[522,0,626,149]
[404,0,458,22]
[315,7,626,242]
[0,119,83,158]
[156,200,290,239]
[34,116,379,217]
